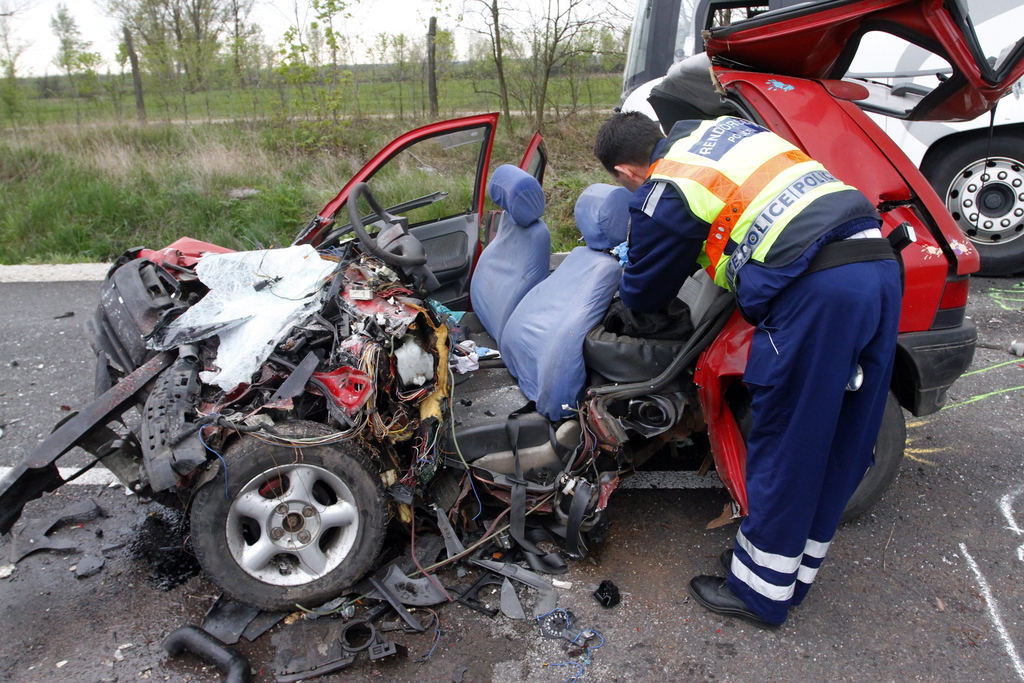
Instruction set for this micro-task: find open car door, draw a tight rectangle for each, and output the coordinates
[519,132,547,184]
[295,113,501,310]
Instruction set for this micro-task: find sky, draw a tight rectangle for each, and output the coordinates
[10,0,469,77]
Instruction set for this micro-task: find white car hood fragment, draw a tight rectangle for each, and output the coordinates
[157,245,335,392]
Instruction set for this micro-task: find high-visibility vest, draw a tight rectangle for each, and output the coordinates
[647,116,865,290]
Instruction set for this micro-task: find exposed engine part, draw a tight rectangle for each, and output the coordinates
[394,335,435,387]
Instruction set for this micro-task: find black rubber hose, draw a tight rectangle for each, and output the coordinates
[588,297,736,402]
[162,626,252,683]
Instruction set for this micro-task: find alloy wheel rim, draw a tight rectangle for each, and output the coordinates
[225,463,360,586]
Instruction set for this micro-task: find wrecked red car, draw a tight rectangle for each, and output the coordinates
[1,0,1020,613]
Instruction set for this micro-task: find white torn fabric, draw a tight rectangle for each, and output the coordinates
[160,245,335,392]
[451,340,480,374]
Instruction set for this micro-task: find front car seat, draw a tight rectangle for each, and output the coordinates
[500,183,631,421]
[468,164,549,346]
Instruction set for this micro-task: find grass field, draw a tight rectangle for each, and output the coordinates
[0,112,614,264]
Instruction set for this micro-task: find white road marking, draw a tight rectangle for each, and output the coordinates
[0,263,110,283]
[960,542,1024,681]
[0,467,119,487]
[999,487,1024,563]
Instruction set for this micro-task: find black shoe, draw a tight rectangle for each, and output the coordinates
[720,549,733,574]
[688,575,778,629]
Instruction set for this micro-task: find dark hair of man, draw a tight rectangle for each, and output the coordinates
[594,111,665,174]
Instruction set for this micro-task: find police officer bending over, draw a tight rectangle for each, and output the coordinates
[594,111,902,627]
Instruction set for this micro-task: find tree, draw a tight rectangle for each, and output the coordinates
[223,0,257,87]
[522,0,589,129]
[0,1,27,126]
[427,16,438,117]
[122,24,147,123]
[465,0,513,133]
[0,0,30,19]
[389,33,409,119]
[106,0,227,121]
[51,3,102,125]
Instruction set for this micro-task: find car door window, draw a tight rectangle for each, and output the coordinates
[362,127,487,226]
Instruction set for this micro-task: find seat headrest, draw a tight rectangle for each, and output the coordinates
[489,165,546,226]
[573,184,631,250]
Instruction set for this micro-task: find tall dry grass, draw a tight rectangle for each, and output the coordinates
[0,114,611,264]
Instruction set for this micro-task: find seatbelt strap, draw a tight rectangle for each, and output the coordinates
[505,402,542,556]
[562,478,595,559]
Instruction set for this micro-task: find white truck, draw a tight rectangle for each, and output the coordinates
[622,0,1024,276]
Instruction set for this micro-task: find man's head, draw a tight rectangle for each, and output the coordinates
[594,111,665,192]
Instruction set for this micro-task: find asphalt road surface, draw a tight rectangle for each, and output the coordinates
[0,274,1022,683]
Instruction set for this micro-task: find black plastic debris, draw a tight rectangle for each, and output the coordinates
[593,579,621,608]
[163,625,251,683]
[500,578,527,620]
[455,571,503,617]
[74,554,105,578]
[241,611,288,642]
[10,499,103,563]
[202,595,262,645]
[272,619,354,682]
[378,565,449,606]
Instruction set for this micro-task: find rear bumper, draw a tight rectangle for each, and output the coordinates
[893,321,977,416]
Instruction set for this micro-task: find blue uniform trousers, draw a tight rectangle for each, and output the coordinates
[726,259,902,624]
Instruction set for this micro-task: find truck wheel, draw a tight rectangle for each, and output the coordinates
[922,133,1024,276]
[190,421,388,611]
[839,392,906,523]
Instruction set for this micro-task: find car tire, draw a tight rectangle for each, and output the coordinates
[922,133,1024,276]
[839,391,906,523]
[190,421,388,611]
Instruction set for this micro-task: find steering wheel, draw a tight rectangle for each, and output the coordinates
[347,182,440,292]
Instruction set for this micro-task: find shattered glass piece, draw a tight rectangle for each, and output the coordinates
[152,246,335,392]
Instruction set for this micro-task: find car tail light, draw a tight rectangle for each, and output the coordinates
[931,275,970,330]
